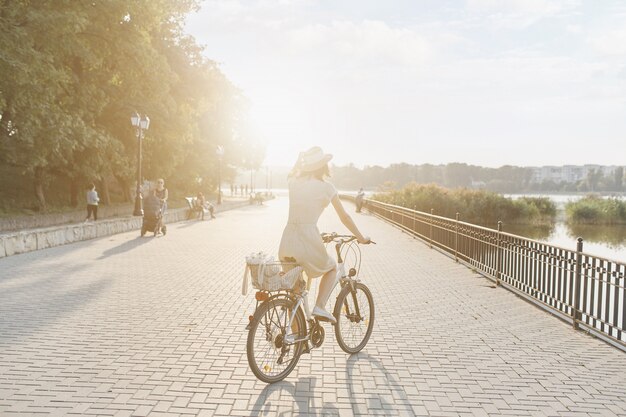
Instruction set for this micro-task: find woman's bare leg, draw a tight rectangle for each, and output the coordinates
[315,267,337,309]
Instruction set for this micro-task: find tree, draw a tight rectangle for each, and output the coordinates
[444,163,471,188]
[586,169,603,192]
[0,0,257,212]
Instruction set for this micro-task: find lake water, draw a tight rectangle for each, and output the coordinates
[269,189,626,263]
[505,194,626,263]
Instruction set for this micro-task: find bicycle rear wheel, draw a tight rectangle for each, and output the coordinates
[333,282,374,354]
[246,297,306,383]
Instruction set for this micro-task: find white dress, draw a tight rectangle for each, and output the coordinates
[278,177,338,278]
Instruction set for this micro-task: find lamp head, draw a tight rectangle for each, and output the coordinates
[140,115,150,130]
[130,112,140,127]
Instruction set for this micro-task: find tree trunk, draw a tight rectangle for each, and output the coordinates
[34,166,47,212]
[115,174,131,202]
[70,179,79,207]
[99,177,111,205]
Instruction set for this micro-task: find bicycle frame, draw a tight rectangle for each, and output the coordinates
[285,238,352,342]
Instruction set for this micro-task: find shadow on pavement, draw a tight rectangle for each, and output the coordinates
[176,219,209,228]
[0,263,111,342]
[345,352,414,415]
[247,352,411,416]
[97,236,151,259]
[249,376,341,417]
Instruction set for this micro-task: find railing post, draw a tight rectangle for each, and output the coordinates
[429,208,434,248]
[454,212,459,262]
[572,237,583,330]
[413,205,417,235]
[496,221,502,287]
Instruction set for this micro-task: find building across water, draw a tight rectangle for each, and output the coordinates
[530,165,623,184]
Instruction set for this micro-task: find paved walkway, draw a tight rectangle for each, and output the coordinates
[1,197,625,416]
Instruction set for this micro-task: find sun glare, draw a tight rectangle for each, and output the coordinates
[250,90,319,167]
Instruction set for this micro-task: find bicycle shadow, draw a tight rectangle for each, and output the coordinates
[345,352,416,416]
[249,377,341,417]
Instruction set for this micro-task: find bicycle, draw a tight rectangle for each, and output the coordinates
[245,233,375,383]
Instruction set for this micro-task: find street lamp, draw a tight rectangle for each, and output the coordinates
[216,145,224,205]
[131,112,150,216]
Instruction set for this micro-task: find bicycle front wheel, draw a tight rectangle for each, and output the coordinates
[246,297,306,383]
[333,282,374,354]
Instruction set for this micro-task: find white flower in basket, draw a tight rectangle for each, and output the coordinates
[242,252,304,295]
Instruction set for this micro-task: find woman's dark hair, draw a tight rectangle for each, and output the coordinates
[87,183,95,190]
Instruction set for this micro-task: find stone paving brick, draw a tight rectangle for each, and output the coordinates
[1,198,626,416]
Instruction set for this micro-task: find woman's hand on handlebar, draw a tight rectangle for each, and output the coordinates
[358,236,375,244]
[321,232,375,244]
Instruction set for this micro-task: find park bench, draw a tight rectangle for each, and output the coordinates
[185,197,198,220]
[185,196,214,220]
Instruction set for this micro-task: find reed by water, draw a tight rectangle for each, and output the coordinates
[565,195,626,225]
[372,183,556,226]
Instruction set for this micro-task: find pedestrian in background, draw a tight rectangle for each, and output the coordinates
[355,188,365,213]
[85,183,99,222]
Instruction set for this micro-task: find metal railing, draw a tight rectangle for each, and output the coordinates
[349,196,626,349]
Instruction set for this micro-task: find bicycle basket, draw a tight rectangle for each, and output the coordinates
[242,253,304,295]
[257,262,304,292]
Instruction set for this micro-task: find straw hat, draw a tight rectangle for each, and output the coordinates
[298,147,333,172]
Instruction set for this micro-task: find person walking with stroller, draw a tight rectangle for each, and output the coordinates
[84,183,99,222]
[155,179,168,213]
[278,147,372,324]
[141,186,166,236]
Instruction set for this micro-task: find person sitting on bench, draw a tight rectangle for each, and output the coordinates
[194,192,216,220]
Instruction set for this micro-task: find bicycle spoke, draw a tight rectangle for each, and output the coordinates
[335,283,374,353]
[247,298,303,382]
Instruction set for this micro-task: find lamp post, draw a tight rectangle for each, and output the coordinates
[216,145,224,204]
[131,112,150,216]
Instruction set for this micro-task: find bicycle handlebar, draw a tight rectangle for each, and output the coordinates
[321,232,376,245]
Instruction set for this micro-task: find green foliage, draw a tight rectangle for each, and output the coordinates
[372,183,556,226]
[0,1,262,212]
[566,196,626,225]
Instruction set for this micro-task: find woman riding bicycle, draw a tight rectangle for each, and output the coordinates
[278,146,372,324]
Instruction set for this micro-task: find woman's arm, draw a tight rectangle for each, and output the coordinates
[330,195,370,243]
[163,188,169,201]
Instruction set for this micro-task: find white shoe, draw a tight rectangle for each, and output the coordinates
[312,306,336,324]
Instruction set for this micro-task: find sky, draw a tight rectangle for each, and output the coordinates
[185,0,626,168]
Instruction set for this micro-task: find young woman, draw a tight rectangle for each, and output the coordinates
[155,179,168,213]
[85,183,99,222]
[278,147,371,323]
